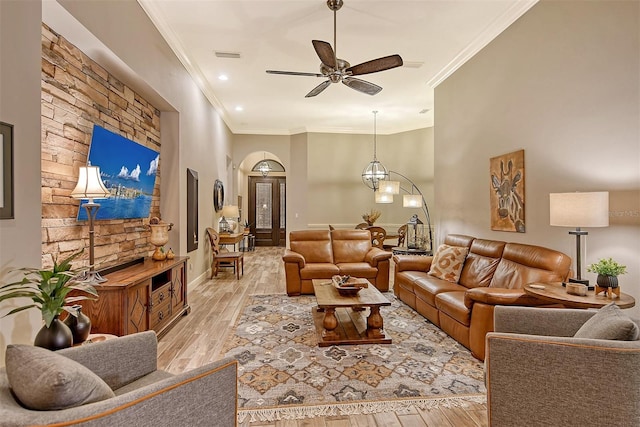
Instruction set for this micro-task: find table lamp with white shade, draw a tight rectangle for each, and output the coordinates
[549,191,609,289]
[70,164,110,284]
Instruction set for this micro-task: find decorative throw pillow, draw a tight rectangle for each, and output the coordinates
[574,302,640,341]
[5,344,115,410]
[428,244,469,283]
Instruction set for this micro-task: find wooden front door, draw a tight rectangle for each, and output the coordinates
[249,176,286,247]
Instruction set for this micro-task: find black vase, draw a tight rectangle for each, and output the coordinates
[63,305,92,344]
[597,274,619,289]
[34,316,73,350]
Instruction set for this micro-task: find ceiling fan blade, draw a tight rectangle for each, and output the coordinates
[342,77,382,96]
[305,80,332,98]
[312,40,337,69]
[345,54,403,76]
[266,70,324,77]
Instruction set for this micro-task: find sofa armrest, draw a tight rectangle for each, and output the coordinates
[493,305,598,337]
[463,287,545,309]
[2,358,238,427]
[282,249,305,267]
[392,254,433,272]
[486,332,640,426]
[58,330,158,390]
[365,247,392,266]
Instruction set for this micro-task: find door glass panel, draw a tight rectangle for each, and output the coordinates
[280,182,286,228]
[256,182,272,229]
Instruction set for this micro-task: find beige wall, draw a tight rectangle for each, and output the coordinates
[306,128,434,230]
[435,0,640,315]
[232,128,434,237]
[0,0,234,363]
[0,0,45,363]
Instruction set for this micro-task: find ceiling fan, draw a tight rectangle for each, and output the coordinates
[266,0,403,98]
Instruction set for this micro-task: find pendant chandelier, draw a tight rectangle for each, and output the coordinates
[257,152,271,177]
[361,111,388,191]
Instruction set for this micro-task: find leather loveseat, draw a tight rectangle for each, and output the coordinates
[393,234,571,360]
[283,229,392,296]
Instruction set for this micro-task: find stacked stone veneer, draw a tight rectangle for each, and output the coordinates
[41,23,161,270]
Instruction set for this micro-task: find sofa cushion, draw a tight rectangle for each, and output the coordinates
[574,303,640,341]
[490,243,571,289]
[337,262,377,278]
[331,229,371,263]
[458,239,505,288]
[435,291,471,326]
[290,230,334,263]
[414,276,468,306]
[428,244,469,283]
[300,263,340,279]
[5,344,115,410]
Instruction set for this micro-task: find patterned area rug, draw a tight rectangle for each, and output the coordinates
[222,294,486,422]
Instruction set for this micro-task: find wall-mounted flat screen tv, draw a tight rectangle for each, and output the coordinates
[77,125,159,220]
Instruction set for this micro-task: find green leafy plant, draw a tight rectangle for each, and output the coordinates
[243,219,251,228]
[0,250,98,328]
[587,258,627,277]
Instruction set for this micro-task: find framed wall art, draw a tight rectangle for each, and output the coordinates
[187,168,199,252]
[0,121,14,220]
[490,149,525,233]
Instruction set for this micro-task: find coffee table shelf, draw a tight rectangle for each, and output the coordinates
[312,279,392,347]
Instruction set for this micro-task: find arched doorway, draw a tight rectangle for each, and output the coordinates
[249,158,286,247]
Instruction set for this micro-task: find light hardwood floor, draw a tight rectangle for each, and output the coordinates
[157,247,488,427]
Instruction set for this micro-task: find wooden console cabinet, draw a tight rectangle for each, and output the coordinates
[80,257,190,338]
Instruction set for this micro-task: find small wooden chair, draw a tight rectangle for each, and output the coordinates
[367,226,387,249]
[205,227,244,279]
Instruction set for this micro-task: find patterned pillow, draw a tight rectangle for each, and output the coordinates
[428,244,469,283]
[5,344,115,410]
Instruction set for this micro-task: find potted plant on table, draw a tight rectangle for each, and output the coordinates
[587,257,627,290]
[0,250,98,350]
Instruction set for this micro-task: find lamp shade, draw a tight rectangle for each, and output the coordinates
[549,192,609,227]
[221,205,240,218]
[379,180,400,195]
[375,190,393,204]
[70,166,110,201]
[403,194,422,208]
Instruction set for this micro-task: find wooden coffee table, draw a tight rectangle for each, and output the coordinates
[312,279,392,347]
[524,282,635,309]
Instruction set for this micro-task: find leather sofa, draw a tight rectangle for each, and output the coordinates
[393,234,571,360]
[283,229,392,296]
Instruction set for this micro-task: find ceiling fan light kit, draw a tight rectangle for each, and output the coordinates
[266,0,403,97]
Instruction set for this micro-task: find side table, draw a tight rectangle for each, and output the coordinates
[391,247,432,256]
[524,282,635,309]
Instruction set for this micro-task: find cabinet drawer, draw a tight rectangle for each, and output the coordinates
[151,297,172,329]
[152,282,171,307]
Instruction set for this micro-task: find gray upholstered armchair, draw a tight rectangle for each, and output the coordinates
[485,306,640,427]
[0,331,238,426]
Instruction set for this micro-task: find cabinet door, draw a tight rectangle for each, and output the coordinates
[170,263,186,312]
[127,281,150,334]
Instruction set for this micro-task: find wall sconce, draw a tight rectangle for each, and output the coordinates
[70,164,110,284]
[550,191,609,288]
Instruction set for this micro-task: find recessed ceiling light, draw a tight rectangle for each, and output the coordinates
[235,106,244,112]
[218,75,228,81]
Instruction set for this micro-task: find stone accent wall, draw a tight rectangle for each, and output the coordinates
[41,23,161,270]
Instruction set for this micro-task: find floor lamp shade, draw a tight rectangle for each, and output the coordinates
[403,194,422,208]
[549,191,609,287]
[374,190,393,203]
[70,165,110,202]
